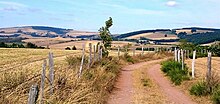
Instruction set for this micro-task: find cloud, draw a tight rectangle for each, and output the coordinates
[0,1,27,8]
[0,1,26,12]
[49,17,76,22]
[166,1,178,7]
[2,7,17,11]
[0,1,42,14]
[100,3,164,15]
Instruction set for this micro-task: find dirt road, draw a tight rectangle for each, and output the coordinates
[108,59,196,104]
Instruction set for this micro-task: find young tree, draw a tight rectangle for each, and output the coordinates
[99,17,113,57]
[72,45,77,50]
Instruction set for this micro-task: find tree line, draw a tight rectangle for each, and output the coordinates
[0,42,45,49]
[177,31,220,44]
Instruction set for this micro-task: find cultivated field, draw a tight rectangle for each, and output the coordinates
[49,40,136,50]
[22,37,78,47]
[185,57,220,80]
[125,32,178,40]
[0,48,80,70]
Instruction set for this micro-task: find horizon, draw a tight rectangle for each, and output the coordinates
[0,0,220,34]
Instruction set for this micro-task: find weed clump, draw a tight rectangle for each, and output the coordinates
[190,81,208,96]
[161,60,189,85]
[189,74,220,103]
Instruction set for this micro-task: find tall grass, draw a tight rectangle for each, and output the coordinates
[161,60,189,85]
[190,74,220,104]
[0,51,172,104]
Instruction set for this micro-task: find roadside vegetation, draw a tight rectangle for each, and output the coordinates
[189,74,220,104]
[161,60,189,85]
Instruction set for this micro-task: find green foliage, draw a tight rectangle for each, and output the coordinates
[190,81,208,96]
[123,52,134,63]
[209,43,220,57]
[0,42,7,47]
[161,60,189,85]
[161,60,182,73]
[0,42,25,48]
[26,42,38,48]
[178,39,196,50]
[99,17,113,57]
[178,31,220,44]
[65,56,81,66]
[212,89,220,104]
[189,74,220,103]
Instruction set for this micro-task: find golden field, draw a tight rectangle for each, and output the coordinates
[49,40,136,50]
[0,48,81,70]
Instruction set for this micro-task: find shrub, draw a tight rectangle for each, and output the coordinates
[123,52,134,63]
[190,81,208,96]
[72,46,77,50]
[65,56,81,66]
[161,60,188,85]
[189,74,220,103]
[161,60,182,73]
[26,42,38,48]
[65,47,71,50]
[212,89,220,104]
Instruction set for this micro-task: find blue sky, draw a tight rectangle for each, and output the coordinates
[0,0,220,33]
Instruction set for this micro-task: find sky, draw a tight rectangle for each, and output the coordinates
[0,0,220,34]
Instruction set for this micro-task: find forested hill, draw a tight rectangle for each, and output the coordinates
[116,27,220,44]
[178,31,220,44]
[116,29,171,39]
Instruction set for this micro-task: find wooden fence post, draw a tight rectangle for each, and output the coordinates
[187,50,190,59]
[181,49,184,70]
[206,52,212,82]
[184,50,187,59]
[133,47,135,56]
[28,84,39,104]
[192,51,196,79]
[141,46,144,56]
[40,60,46,104]
[93,45,96,62]
[98,45,100,61]
[118,46,120,59]
[174,48,177,61]
[48,52,54,95]
[178,49,181,63]
[100,48,103,59]
[88,43,92,69]
[79,44,85,78]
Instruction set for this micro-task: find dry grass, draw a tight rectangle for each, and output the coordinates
[0,47,173,104]
[22,37,77,46]
[0,48,80,70]
[49,40,136,50]
[176,57,220,104]
[132,62,170,104]
[0,48,124,104]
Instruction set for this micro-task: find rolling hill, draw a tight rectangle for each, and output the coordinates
[1,26,220,45]
[0,26,98,38]
[116,27,220,44]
